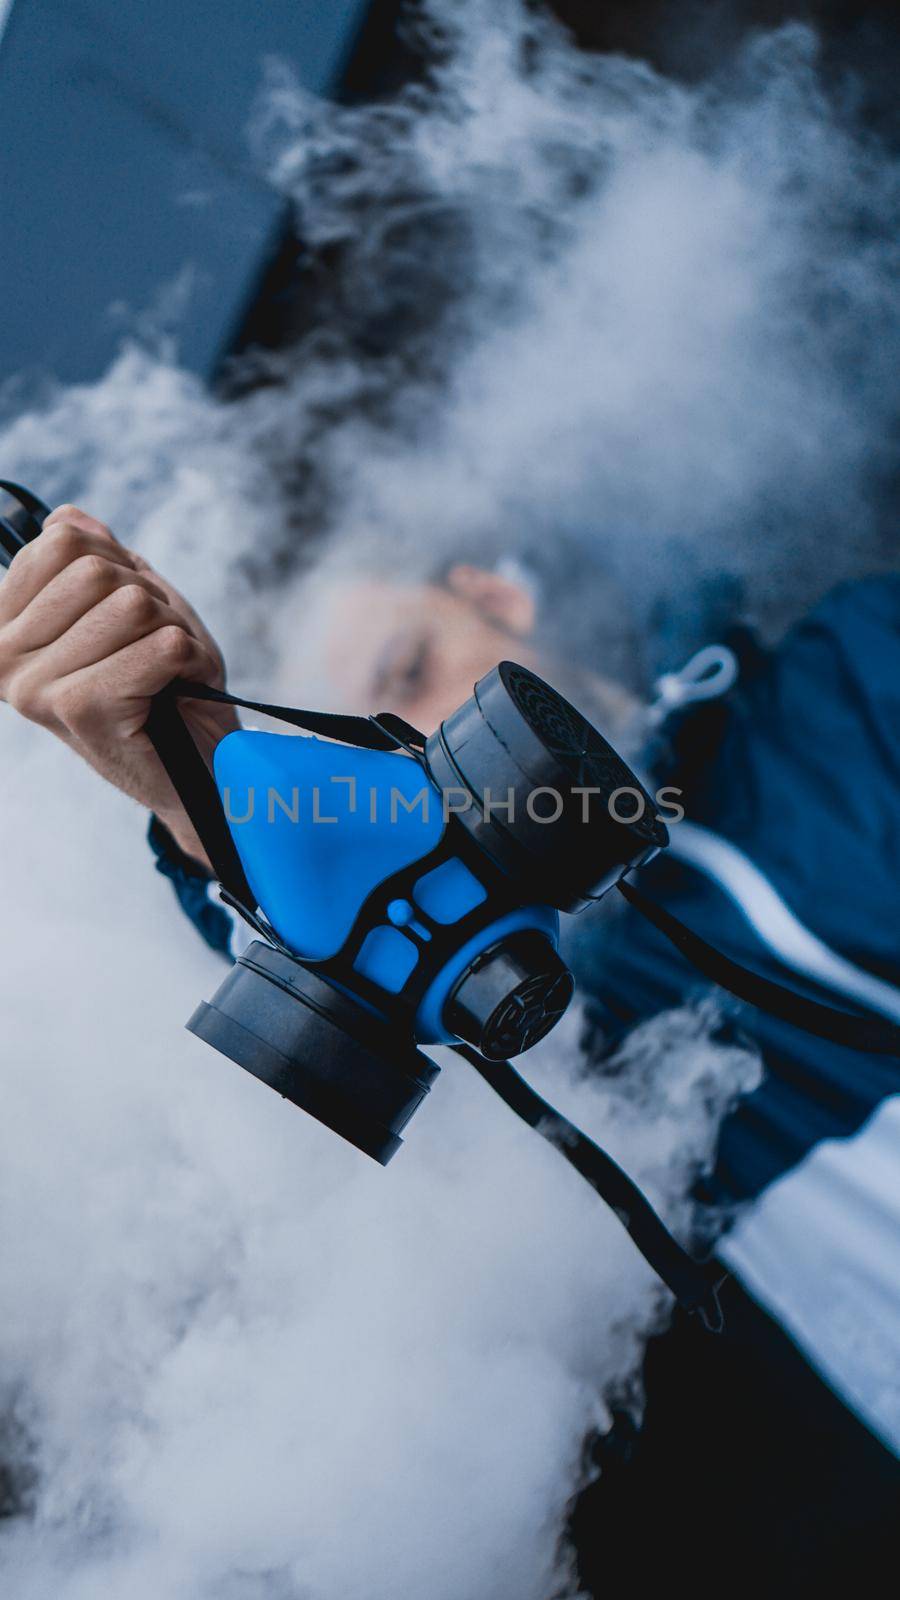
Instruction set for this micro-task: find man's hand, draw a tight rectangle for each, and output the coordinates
[0,504,238,869]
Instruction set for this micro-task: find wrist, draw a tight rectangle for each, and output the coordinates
[154,807,213,877]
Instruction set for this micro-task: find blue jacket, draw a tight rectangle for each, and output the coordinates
[577,576,900,1211]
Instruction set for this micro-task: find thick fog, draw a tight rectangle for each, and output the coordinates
[1,3,898,1596]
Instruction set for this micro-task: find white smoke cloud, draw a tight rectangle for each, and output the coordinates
[248,7,900,664]
[1,3,897,1596]
[0,705,754,1599]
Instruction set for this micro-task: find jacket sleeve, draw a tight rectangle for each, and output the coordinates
[148,813,234,958]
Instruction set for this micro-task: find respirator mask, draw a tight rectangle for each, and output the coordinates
[6,480,899,1333]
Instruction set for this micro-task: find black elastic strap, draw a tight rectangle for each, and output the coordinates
[169,679,424,753]
[454,1043,726,1330]
[144,689,256,910]
[618,877,900,1057]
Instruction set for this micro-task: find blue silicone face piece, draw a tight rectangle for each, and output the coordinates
[213,730,561,1050]
[412,858,487,923]
[214,730,445,959]
[353,924,421,993]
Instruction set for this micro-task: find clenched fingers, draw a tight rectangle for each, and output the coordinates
[7,624,221,740]
[0,515,134,620]
[1,557,169,656]
[7,584,189,701]
[44,505,224,669]
[42,503,123,543]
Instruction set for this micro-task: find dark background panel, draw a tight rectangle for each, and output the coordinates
[0,0,378,385]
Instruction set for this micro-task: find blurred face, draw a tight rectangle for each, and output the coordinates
[306,564,540,734]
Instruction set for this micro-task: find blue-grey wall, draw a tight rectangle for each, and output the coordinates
[0,0,373,385]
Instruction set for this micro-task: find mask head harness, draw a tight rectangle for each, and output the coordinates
[6,481,900,1334]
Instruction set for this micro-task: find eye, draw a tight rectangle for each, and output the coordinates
[373,631,430,703]
[396,637,428,691]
